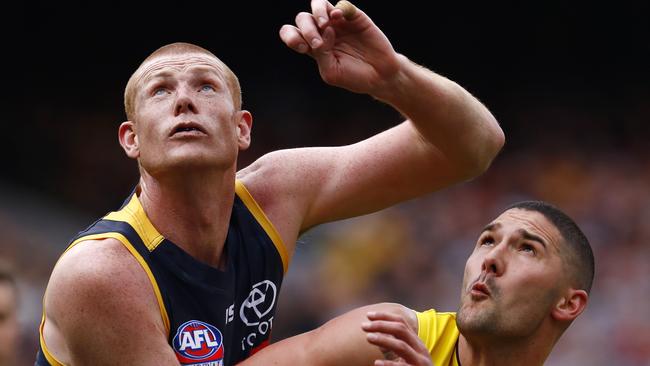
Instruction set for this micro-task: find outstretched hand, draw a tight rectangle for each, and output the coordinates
[362,311,434,366]
[280,0,402,95]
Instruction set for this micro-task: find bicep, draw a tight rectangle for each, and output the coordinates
[45,240,179,365]
[238,122,461,243]
[305,122,459,227]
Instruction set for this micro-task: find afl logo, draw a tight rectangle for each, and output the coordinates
[172,320,224,365]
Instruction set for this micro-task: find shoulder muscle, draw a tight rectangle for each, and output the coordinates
[44,238,178,365]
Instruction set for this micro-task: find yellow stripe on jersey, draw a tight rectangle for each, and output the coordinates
[104,194,164,251]
[62,193,172,334]
[416,310,460,366]
[39,230,171,366]
[39,314,64,366]
[71,232,171,335]
[235,179,290,273]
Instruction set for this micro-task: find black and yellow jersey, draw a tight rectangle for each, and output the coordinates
[37,180,289,366]
[416,309,461,366]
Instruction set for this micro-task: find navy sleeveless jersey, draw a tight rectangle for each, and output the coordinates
[37,180,289,366]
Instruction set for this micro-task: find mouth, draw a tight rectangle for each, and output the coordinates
[169,122,207,137]
[470,282,491,299]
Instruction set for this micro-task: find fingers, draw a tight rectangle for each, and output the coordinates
[363,312,433,366]
[364,326,413,355]
[311,0,334,28]
[366,331,432,366]
[295,11,324,49]
[279,25,310,54]
[279,11,327,55]
[374,360,409,366]
[364,311,417,345]
[280,0,349,55]
[367,311,411,323]
[333,0,358,21]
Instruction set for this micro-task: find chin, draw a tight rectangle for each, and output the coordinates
[145,153,236,177]
[173,156,234,171]
[175,146,236,165]
[457,302,498,333]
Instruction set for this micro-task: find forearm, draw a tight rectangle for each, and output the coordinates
[374,54,505,176]
[241,325,380,366]
[240,304,398,366]
[237,332,313,366]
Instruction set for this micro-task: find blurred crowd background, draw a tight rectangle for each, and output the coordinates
[5,2,649,365]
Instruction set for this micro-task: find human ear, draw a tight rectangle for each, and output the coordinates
[236,111,253,150]
[118,121,140,159]
[551,288,588,322]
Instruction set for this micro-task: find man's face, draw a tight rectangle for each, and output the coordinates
[457,208,567,339]
[128,53,249,176]
[0,282,18,366]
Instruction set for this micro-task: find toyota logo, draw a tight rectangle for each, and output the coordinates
[240,280,277,326]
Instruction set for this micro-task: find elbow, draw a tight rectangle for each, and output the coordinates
[461,117,505,178]
[482,120,506,170]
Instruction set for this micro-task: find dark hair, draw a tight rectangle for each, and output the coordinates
[506,200,594,294]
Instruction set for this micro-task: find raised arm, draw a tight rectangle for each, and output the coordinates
[238,1,504,250]
[41,239,179,365]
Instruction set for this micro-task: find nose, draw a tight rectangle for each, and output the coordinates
[174,87,198,116]
[481,242,506,277]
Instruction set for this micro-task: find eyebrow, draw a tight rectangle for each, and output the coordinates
[481,222,500,233]
[143,66,222,85]
[142,71,175,85]
[518,229,547,248]
[480,222,547,248]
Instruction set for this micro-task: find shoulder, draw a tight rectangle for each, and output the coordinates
[48,237,145,293]
[45,237,162,330]
[237,149,330,241]
[238,149,304,192]
[237,147,339,197]
[43,240,176,363]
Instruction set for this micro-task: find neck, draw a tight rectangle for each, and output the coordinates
[458,331,556,366]
[138,166,236,268]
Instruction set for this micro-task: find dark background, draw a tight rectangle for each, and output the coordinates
[12,1,650,215]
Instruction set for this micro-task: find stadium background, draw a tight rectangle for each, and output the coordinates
[5,2,649,364]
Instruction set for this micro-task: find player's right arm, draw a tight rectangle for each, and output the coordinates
[42,238,180,365]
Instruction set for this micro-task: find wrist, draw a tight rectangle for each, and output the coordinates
[369,53,416,105]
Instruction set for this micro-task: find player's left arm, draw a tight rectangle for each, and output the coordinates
[237,303,420,366]
[238,1,504,250]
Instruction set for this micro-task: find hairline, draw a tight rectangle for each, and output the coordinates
[124,51,242,121]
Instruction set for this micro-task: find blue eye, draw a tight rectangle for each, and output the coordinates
[200,85,216,92]
[153,88,168,96]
